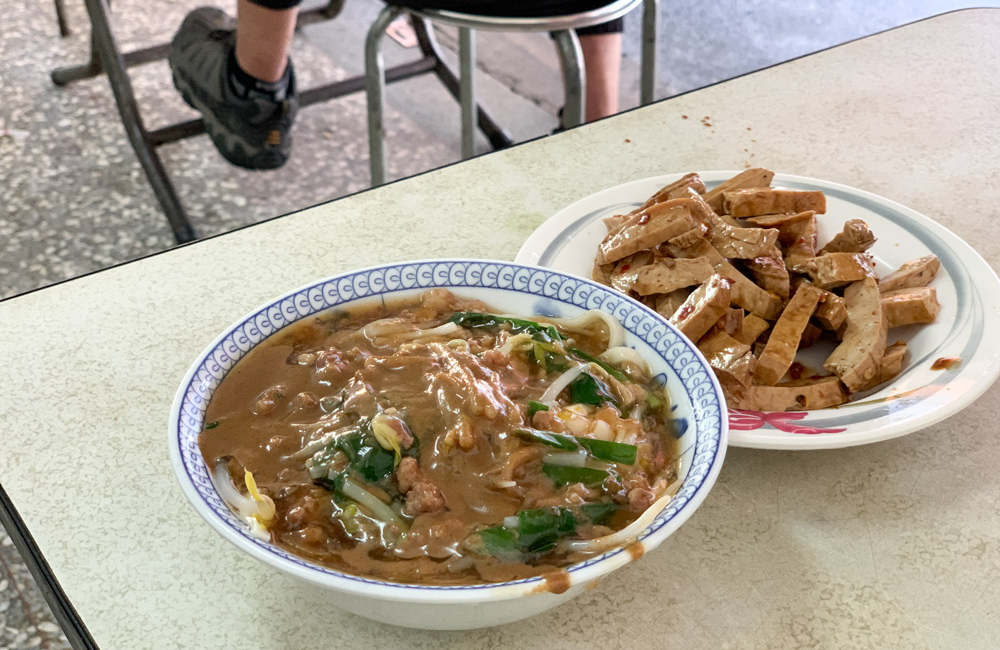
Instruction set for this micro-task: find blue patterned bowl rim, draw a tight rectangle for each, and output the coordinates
[168,259,728,603]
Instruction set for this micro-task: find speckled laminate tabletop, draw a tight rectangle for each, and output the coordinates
[2,10,999,650]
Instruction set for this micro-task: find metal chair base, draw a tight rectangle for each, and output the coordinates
[365,0,660,186]
[50,0,509,244]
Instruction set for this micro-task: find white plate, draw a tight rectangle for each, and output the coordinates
[516,172,1000,449]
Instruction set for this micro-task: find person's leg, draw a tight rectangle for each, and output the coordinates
[578,31,621,121]
[235,0,298,82]
[168,0,300,170]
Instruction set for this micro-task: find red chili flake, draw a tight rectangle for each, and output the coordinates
[676,304,694,321]
[681,115,689,119]
[704,122,713,127]
[788,362,805,380]
[624,138,631,143]
[619,264,631,273]
[638,213,650,225]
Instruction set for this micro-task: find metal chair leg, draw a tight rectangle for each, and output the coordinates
[458,27,476,159]
[411,17,513,151]
[640,0,659,105]
[553,29,585,129]
[365,6,402,187]
[54,0,71,37]
[83,0,196,243]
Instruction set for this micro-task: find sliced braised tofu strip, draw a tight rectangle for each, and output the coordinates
[701,167,775,213]
[592,261,614,286]
[779,213,819,260]
[720,308,745,337]
[669,274,732,341]
[632,258,716,295]
[719,260,785,319]
[653,289,692,318]
[664,234,724,264]
[734,314,770,345]
[664,237,783,321]
[639,172,707,210]
[813,290,847,330]
[824,278,888,393]
[800,322,822,348]
[803,252,878,289]
[818,219,877,254]
[607,252,654,294]
[753,282,824,385]
[669,223,710,249]
[685,190,742,227]
[703,218,782,259]
[882,286,940,328]
[742,210,815,228]
[878,255,941,292]
[597,202,700,264]
[877,341,908,383]
[591,169,942,411]
[698,330,757,388]
[723,189,827,217]
[744,256,791,298]
[730,376,849,411]
[701,308,746,343]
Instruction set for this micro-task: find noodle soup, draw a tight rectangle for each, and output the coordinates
[200,289,682,585]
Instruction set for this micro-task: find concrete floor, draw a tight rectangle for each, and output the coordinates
[0,0,993,647]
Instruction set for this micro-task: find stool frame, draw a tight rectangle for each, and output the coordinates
[50,0,659,243]
[365,0,660,186]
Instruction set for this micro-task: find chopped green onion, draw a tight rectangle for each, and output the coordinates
[569,372,619,408]
[569,347,628,381]
[449,312,562,341]
[527,401,550,418]
[473,504,617,560]
[516,507,577,553]
[478,526,521,561]
[331,426,396,483]
[204,421,220,430]
[579,502,617,525]
[516,428,637,465]
[515,428,579,452]
[542,464,610,487]
[576,438,637,465]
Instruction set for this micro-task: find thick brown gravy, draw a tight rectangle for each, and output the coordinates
[201,290,679,585]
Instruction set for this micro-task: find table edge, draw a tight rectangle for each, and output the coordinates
[0,481,98,650]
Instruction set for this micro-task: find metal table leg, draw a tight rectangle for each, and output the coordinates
[54,0,71,37]
[640,0,660,105]
[458,27,476,159]
[411,17,513,151]
[553,29,585,129]
[83,0,196,244]
[365,6,403,187]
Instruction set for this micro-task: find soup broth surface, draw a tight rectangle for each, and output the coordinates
[202,289,680,585]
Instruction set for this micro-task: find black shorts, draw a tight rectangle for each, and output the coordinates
[246,0,626,34]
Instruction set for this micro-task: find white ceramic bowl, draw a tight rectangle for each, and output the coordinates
[168,259,727,630]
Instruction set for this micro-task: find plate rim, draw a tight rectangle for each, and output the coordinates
[516,171,1000,450]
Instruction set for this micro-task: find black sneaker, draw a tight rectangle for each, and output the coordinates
[168,7,297,170]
